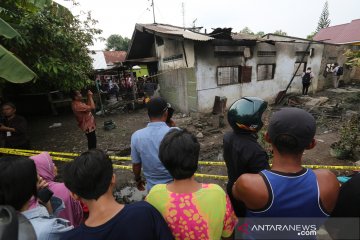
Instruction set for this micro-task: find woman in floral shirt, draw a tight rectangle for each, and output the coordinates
[147,129,237,240]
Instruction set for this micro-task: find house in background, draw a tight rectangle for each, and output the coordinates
[314,19,360,46]
[126,23,348,113]
[103,51,127,68]
[90,50,127,70]
[314,19,360,80]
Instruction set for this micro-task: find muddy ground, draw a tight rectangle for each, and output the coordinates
[28,84,360,202]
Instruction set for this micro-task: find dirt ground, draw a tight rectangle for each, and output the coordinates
[27,84,360,201]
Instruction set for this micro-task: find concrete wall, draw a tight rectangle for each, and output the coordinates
[158,68,197,113]
[155,37,197,113]
[317,44,349,89]
[194,41,325,112]
[156,38,195,70]
[350,67,360,81]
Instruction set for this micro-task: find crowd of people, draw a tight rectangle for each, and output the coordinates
[0,96,359,240]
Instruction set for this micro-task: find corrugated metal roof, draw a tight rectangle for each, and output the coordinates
[103,51,127,65]
[89,51,107,70]
[137,23,214,41]
[314,19,360,44]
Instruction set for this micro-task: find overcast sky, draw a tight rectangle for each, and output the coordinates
[56,0,360,50]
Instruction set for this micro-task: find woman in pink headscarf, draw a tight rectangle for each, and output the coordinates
[30,152,83,227]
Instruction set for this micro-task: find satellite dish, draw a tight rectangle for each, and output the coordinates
[132,65,141,70]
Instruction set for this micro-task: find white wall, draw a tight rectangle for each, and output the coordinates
[195,42,325,112]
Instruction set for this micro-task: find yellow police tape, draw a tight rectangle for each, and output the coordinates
[1,148,360,178]
[0,148,227,179]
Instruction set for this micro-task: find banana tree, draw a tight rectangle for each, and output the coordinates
[0,13,37,83]
[0,0,71,84]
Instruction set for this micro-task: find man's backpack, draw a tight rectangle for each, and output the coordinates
[336,66,343,76]
[302,72,311,84]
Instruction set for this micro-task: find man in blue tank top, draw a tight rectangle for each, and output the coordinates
[232,108,339,238]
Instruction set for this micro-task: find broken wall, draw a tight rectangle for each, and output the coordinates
[318,44,349,89]
[194,41,325,112]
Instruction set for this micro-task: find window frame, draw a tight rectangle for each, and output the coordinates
[216,66,240,86]
[257,64,276,81]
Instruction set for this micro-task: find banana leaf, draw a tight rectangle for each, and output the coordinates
[0,44,37,83]
[0,17,20,39]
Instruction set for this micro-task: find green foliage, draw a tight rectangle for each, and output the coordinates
[105,34,130,51]
[238,28,265,37]
[344,49,360,67]
[239,27,254,35]
[316,1,331,32]
[332,114,360,160]
[0,45,37,83]
[273,30,287,36]
[0,0,101,91]
[307,32,316,40]
[255,31,265,37]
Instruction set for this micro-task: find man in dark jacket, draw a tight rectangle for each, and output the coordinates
[223,97,269,217]
[0,102,30,149]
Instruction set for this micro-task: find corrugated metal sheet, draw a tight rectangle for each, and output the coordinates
[314,19,360,44]
[103,51,126,65]
[137,23,214,41]
[231,33,259,41]
[89,51,108,70]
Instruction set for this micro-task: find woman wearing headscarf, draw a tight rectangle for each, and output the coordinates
[30,152,83,227]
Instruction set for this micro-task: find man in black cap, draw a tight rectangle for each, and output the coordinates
[232,107,339,219]
[131,97,175,191]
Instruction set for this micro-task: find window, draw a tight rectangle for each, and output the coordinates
[257,51,276,57]
[257,64,275,81]
[156,36,164,46]
[240,66,252,83]
[163,54,183,62]
[217,66,239,85]
[294,62,307,76]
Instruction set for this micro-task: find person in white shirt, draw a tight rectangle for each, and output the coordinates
[331,63,340,88]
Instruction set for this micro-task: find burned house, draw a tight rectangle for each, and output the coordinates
[126,23,348,113]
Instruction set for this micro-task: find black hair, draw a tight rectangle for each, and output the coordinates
[148,110,167,119]
[62,149,113,200]
[159,129,200,180]
[2,102,16,109]
[307,67,312,70]
[69,90,78,100]
[273,134,304,155]
[0,156,38,211]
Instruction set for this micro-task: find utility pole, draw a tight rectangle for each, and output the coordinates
[182,2,185,29]
[151,0,156,23]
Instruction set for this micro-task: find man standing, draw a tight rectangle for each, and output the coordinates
[71,90,96,150]
[233,108,339,217]
[143,78,158,98]
[0,102,30,149]
[301,67,314,95]
[131,97,174,191]
[232,107,339,238]
[331,63,342,88]
[223,97,269,217]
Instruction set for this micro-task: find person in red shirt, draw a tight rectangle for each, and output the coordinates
[70,90,96,149]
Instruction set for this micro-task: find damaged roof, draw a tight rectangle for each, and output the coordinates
[136,23,214,41]
[314,19,360,44]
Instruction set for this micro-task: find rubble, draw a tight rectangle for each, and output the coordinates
[196,132,204,138]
